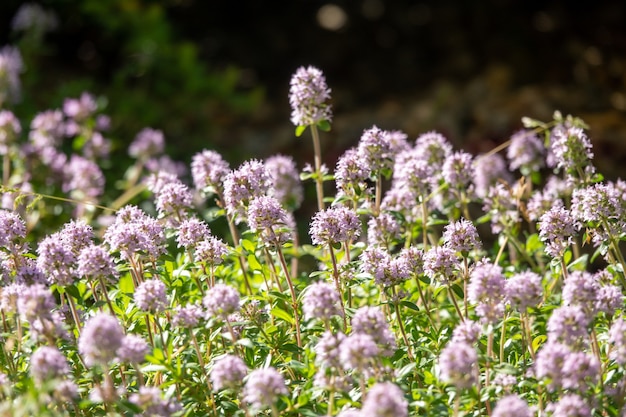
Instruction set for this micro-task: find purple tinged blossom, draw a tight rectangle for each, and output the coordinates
[194,235,229,265]
[211,354,248,391]
[154,179,193,220]
[63,92,97,122]
[492,395,532,417]
[415,131,453,172]
[63,154,105,199]
[367,212,402,247]
[361,382,408,417]
[134,279,168,314]
[507,129,545,173]
[243,367,288,410]
[608,318,626,366]
[549,124,595,179]
[443,218,482,254]
[128,127,165,160]
[468,260,506,324]
[54,379,79,402]
[117,334,150,363]
[538,206,580,258]
[314,331,345,368]
[30,346,70,383]
[535,341,571,391]
[79,313,125,366]
[357,126,395,173]
[172,304,204,328]
[561,271,599,314]
[36,235,75,286]
[223,159,270,222]
[438,341,478,389]
[17,284,56,322]
[423,246,460,285]
[398,246,424,276]
[176,217,211,248]
[191,149,230,195]
[595,284,622,316]
[335,147,370,197]
[103,205,166,260]
[339,333,380,371]
[204,283,240,320]
[302,282,343,321]
[129,386,181,417]
[472,153,513,199]
[442,150,474,190]
[546,394,591,417]
[357,251,410,288]
[570,183,623,246]
[546,305,590,345]
[351,306,396,355]
[451,320,482,345]
[145,171,179,195]
[265,154,303,210]
[77,244,118,282]
[392,148,435,197]
[505,271,543,312]
[310,205,361,245]
[0,209,26,251]
[247,195,292,245]
[1,283,25,313]
[57,219,94,256]
[29,109,64,150]
[289,65,332,127]
[560,351,600,391]
[381,185,420,223]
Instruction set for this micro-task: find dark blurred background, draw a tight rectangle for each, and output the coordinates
[1,0,625,178]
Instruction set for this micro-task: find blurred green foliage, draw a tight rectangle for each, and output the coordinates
[6,0,263,162]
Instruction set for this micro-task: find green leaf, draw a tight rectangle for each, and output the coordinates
[271,306,295,324]
[65,285,81,300]
[295,125,307,137]
[568,254,589,271]
[400,300,420,312]
[236,338,255,348]
[451,283,464,299]
[317,119,331,132]
[247,254,262,271]
[525,233,543,254]
[241,239,256,253]
[563,249,572,265]
[532,335,547,352]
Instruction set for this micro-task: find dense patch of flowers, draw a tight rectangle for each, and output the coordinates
[1,19,626,417]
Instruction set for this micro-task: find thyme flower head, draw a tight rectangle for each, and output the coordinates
[289,66,332,127]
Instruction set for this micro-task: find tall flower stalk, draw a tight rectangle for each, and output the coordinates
[290,65,333,212]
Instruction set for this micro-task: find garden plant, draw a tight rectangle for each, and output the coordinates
[2,10,626,417]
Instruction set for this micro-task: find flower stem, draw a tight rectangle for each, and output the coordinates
[275,245,302,348]
[392,289,415,361]
[328,243,348,330]
[311,124,325,212]
[446,285,465,322]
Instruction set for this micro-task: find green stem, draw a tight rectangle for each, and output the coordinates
[499,313,507,364]
[275,244,302,348]
[311,124,325,212]
[446,285,465,322]
[392,288,414,361]
[328,243,347,330]
[414,275,437,331]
